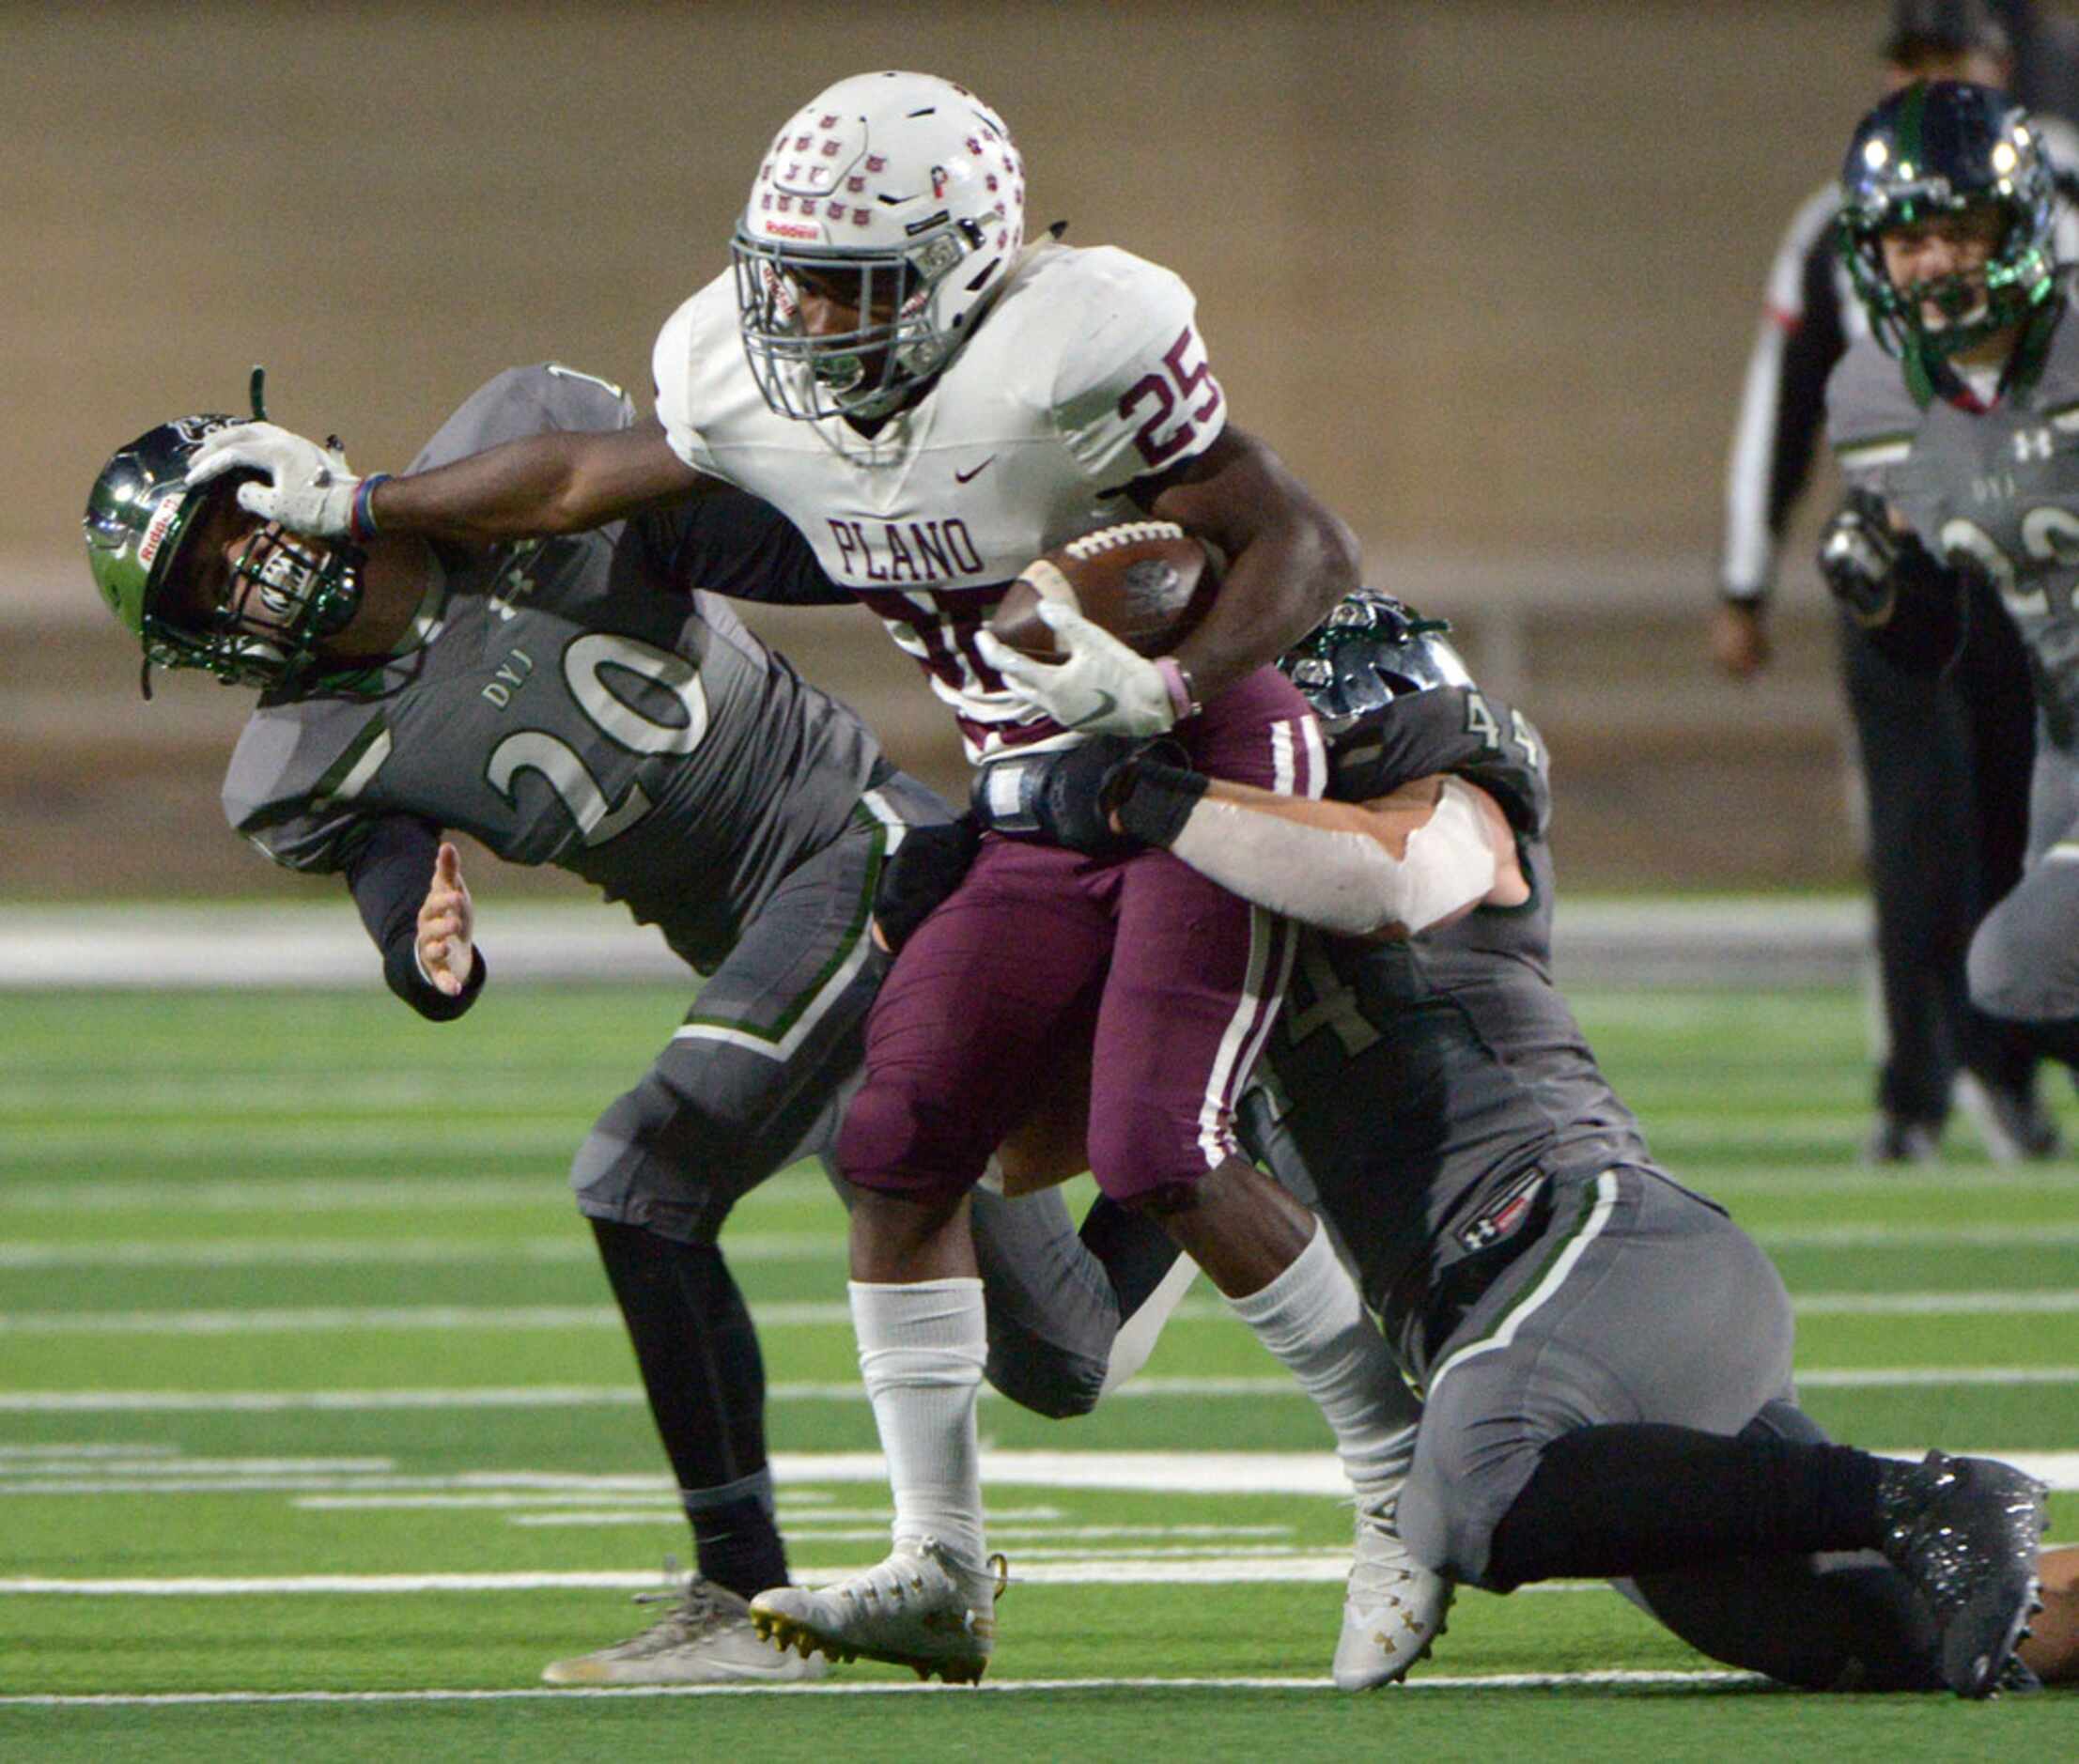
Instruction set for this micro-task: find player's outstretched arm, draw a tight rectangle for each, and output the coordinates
[415,843,477,998]
[1118,770,1525,939]
[341,816,487,1020]
[191,419,710,546]
[1136,425,1360,703]
[976,741,1525,937]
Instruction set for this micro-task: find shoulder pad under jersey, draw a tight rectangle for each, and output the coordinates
[1329,685,1549,837]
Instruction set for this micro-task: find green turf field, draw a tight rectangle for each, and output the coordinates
[1,983,2074,1760]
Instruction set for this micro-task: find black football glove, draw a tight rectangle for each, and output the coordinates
[1109,758,1212,850]
[871,815,980,955]
[1818,488,1917,624]
[970,735,1174,856]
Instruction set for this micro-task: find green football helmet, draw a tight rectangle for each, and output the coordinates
[84,410,364,691]
[1839,81,2060,369]
[1279,591,1469,736]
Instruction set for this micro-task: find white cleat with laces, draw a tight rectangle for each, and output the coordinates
[541,1569,828,1685]
[751,1536,1008,1684]
[1334,1494,1454,1690]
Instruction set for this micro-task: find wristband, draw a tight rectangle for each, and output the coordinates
[1155,657,1201,722]
[1113,761,1210,850]
[350,472,393,543]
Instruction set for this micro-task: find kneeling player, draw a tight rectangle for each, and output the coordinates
[982,593,2062,1697]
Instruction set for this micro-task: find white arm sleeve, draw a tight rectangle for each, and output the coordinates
[1166,777,1498,936]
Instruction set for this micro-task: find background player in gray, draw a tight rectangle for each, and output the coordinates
[984,594,2061,1697]
[82,363,1140,1688]
[1714,1,2064,1164]
[1825,80,2079,1073]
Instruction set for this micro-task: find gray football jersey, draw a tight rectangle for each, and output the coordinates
[1830,298,2079,753]
[1237,687,1659,1360]
[223,367,883,972]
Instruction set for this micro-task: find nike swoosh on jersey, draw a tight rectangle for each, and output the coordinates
[954,456,998,484]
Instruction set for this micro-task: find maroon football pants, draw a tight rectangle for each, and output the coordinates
[836,666,1322,1206]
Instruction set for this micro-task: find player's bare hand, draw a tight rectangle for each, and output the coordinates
[1709,602,1771,678]
[416,842,476,997]
[187,422,362,537]
[976,601,1174,735]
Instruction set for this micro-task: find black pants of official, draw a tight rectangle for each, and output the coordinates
[1837,580,2037,1125]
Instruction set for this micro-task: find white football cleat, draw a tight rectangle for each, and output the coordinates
[542,1572,828,1686]
[751,1537,1007,1684]
[1333,1495,1453,1690]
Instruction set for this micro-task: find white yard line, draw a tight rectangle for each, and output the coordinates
[505,1520,1294,1540]
[0,1172,828,1210]
[1699,1170,2079,1195]
[0,1177,562,1212]
[0,1449,2071,1501]
[1793,1291,2079,1315]
[0,1387,650,1414]
[0,1668,1760,1707]
[0,1234,825,1269]
[1794,1366,2079,1386]
[8,1366,2079,1419]
[1753,1224,2079,1248]
[0,1222,2071,1272]
[1,1290,2074,1334]
[0,1458,391,1478]
[0,1562,1617,1594]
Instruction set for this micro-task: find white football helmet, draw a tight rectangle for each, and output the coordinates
[732,70,1026,426]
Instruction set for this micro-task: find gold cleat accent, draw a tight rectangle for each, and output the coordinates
[748,1540,1005,1684]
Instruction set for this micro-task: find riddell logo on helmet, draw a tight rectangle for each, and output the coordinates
[136,491,186,568]
[763,220,820,240]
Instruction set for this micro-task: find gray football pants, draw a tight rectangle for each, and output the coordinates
[1966,748,2079,1030]
[568,784,927,1243]
[566,777,1116,1398]
[1396,1165,1941,1691]
[973,1156,1949,1690]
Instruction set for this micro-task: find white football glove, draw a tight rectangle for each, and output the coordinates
[975,600,1177,735]
[186,423,363,538]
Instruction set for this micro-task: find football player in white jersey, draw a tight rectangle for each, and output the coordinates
[189,70,1427,1689]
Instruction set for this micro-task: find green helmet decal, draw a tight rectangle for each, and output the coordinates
[84,415,236,647]
[83,409,365,692]
[1279,591,1469,735]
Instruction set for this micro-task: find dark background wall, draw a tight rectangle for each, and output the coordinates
[4,3,1913,896]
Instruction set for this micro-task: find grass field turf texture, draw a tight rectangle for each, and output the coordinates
[1,983,2074,1760]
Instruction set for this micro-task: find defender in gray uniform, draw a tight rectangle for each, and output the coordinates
[1826,80,2079,1070]
[985,594,2059,1696]
[81,364,1132,1687]
[1714,2,2055,1167]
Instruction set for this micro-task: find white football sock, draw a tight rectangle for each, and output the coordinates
[1225,1221,1419,1503]
[850,1277,988,1566]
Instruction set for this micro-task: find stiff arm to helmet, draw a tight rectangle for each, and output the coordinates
[187,423,368,539]
[84,397,368,691]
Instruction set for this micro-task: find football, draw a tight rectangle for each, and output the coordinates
[988,520,1218,660]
